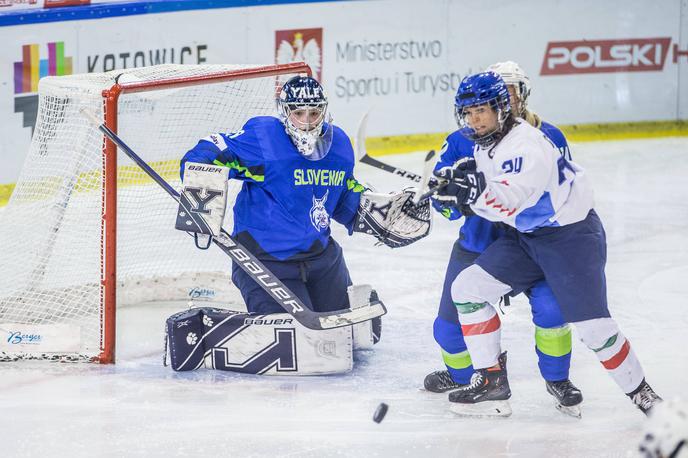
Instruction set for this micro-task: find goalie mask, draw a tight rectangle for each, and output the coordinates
[454,71,512,148]
[278,76,333,160]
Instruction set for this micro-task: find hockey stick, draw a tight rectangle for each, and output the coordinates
[354,110,423,183]
[354,114,441,202]
[413,150,438,204]
[81,109,386,331]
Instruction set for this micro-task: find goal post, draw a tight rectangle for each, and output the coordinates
[0,62,312,364]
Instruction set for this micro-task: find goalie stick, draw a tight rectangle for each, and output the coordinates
[81,109,386,331]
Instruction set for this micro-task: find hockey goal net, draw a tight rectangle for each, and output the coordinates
[0,62,311,363]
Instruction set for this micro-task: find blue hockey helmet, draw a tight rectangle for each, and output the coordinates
[454,71,512,147]
[278,75,332,160]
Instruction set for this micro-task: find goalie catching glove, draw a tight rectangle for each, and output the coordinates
[354,188,431,248]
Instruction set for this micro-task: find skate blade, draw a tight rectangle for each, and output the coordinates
[449,400,512,418]
[555,403,582,419]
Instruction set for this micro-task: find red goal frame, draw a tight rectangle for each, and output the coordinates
[97,62,312,363]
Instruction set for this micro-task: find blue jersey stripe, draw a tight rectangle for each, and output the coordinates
[514,191,560,232]
[0,0,347,27]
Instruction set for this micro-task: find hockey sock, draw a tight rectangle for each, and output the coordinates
[455,301,501,369]
[443,349,474,384]
[575,318,645,393]
[433,317,474,384]
[534,325,572,382]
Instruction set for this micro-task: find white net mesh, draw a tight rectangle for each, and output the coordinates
[0,64,304,361]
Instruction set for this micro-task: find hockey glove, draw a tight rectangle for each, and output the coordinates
[354,188,432,248]
[433,157,477,181]
[433,170,486,206]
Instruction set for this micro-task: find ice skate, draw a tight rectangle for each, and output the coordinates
[423,370,467,393]
[448,352,511,417]
[628,378,662,415]
[546,379,583,418]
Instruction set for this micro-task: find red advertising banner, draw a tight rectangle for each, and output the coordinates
[0,0,39,8]
[44,0,90,6]
[541,37,672,75]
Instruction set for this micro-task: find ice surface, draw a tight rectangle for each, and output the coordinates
[1,137,686,457]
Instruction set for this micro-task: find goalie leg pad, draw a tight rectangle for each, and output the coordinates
[166,308,353,375]
[352,317,382,350]
[165,307,215,371]
[348,284,382,350]
[354,189,432,248]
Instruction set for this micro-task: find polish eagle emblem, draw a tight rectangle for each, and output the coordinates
[276,31,322,80]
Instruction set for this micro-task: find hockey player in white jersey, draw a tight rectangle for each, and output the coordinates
[431,71,661,416]
[425,61,583,417]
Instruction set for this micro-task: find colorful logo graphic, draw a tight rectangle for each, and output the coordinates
[276,28,323,81]
[309,190,330,231]
[14,41,73,94]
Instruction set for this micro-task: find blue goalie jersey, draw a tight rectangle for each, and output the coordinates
[181,116,364,261]
[435,121,571,253]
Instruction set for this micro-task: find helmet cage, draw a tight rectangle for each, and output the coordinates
[454,73,511,147]
[277,76,331,158]
[279,101,330,157]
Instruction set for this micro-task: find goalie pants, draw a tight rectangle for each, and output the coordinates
[232,237,352,315]
[435,240,571,385]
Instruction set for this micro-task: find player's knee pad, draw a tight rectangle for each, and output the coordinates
[166,307,352,375]
[348,284,382,351]
[572,317,620,350]
[451,264,511,305]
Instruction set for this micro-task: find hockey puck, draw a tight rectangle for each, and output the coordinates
[373,402,388,423]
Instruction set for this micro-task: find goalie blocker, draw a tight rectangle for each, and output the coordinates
[166,285,382,375]
[175,161,229,249]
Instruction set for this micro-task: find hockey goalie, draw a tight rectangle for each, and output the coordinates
[165,75,431,375]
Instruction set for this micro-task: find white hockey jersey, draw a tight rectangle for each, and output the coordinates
[471,120,594,232]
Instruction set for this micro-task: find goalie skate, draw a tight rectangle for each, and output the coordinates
[546,380,583,419]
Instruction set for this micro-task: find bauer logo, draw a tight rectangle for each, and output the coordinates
[275,28,323,81]
[540,37,672,75]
